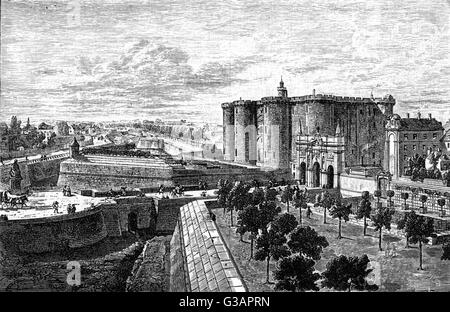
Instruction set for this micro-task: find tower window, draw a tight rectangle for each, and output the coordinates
[404,134,408,140]
[433,133,437,139]
[413,134,417,140]
[413,145,416,150]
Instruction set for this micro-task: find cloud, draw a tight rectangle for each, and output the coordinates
[59,40,254,104]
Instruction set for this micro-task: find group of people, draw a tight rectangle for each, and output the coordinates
[67,203,77,214]
[52,201,77,214]
[62,185,72,197]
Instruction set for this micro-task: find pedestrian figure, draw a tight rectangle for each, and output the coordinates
[67,203,72,214]
[53,201,59,213]
[306,206,312,219]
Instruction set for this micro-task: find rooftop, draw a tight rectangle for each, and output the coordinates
[178,200,246,292]
[398,118,444,131]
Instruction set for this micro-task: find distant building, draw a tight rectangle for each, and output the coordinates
[440,129,450,152]
[384,112,445,178]
[38,122,55,140]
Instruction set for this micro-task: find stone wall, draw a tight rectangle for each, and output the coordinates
[0,207,108,254]
[173,167,291,188]
[340,172,377,197]
[126,236,171,292]
[0,157,66,190]
[58,160,174,191]
[0,197,157,254]
[169,222,189,291]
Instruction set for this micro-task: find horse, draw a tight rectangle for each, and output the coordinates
[1,193,28,209]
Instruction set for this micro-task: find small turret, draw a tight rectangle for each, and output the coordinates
[69,137,80,159]
[277,77,288,97]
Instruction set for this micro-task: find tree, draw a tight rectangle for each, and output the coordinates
[371,206,395,251]
[419,195,428,214]
[254,224,290,283]
[329,199,352,239]
[293,188,308,225]
[441,243,450,261]
[236,204,260,259]
[374,190,382,209]
[356,191,372,236]
[264,187,279,202]
[258,200,281,231]
[281,184,292,213]
[403,211,434,270]
[316,190,333,224]
[401,192,409,210]
[226,182,251,228]
[217,179,232,214]
[396,211,413,248]
[272,213,298,236]
[274,255,320,292]
[251,186,265,206]
[322,255,379,292]
[287,226,328,260]
[386,190,395,209]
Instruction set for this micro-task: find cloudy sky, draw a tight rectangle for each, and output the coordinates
[1,0,449,124]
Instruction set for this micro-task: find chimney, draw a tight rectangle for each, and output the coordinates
[406,113,410,118]
[428,113,432,119]
[417,112,421,119]
[312,89,316,96]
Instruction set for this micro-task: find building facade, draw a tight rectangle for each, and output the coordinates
[384,113,445,178]
[295,124,345,188]
[222,80,395,175]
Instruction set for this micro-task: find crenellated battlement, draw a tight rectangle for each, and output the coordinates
[221,93,395,108]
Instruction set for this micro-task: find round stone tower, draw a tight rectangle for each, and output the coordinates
[261,96,291,169]
[234,100,257,165]
[304,93,334,136]
[221,103,235,161]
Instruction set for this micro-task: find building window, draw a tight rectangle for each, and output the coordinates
[360,109,363,115]
[404,145,407,151]
[265,107,268,113]
[413,145,416,150]
[423,145,426,150]
[413,134,417,140]
[404,155,408,160]
[236,108,238,113]
[372,152,375,159]
[423,134,427,139]
[433,133,437,139]
[404,134,408,140]
[235,149,237,156]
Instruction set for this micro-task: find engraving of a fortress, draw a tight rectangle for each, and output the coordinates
[222,79,396,189]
